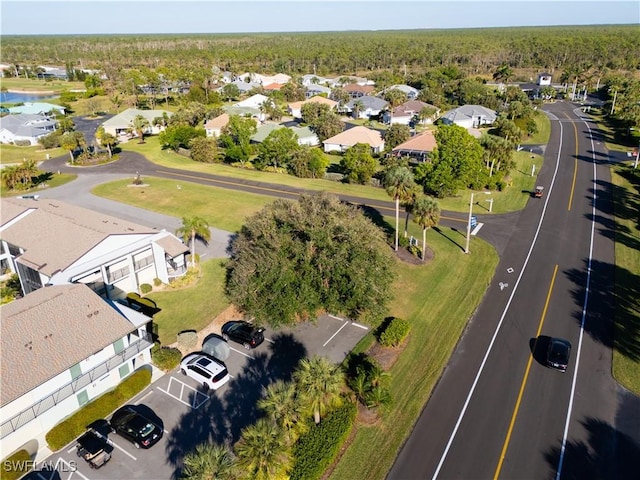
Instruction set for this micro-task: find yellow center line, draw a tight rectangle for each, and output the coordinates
[567,114,578,211]
[493,264,559,479]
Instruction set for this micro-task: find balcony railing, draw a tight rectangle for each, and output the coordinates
[1,332,154,439]
[167,263,187,278]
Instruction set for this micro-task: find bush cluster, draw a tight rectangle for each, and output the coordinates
[177,330,197,349]
[45,368,151,451]
[290,401,357,480]
[140,283,152,294]
[1,449,31,480]
[378,317,411,347]
[151,343,182,371]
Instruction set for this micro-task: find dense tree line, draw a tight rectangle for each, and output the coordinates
[3,26,638,83]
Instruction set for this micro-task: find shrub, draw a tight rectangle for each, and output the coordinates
[407,244,421,258]
[140,283,152,294]
[177,330,197,349]
[13,140,31,147]
[153,277,162,287]
[290,401,357,480]
[45,368,151,451]
[151,343,182,371]
[1,449,31,480]
[378,317,411,347]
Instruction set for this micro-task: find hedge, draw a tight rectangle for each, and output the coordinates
[0,449,31,480]
[45,368,151,451]
[151,343,182,371]
[378,317,411,347]
[290,401,357,480]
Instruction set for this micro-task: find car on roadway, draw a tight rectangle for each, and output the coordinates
[180,352,230,390]
[221,320,265,350]
[546,337,572,372]
[109,405,163,449]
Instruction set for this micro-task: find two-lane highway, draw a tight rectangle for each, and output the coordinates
[388,101,633,479]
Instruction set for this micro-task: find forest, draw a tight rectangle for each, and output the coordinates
[2,25,639,81]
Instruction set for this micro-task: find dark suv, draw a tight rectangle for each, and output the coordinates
[546,337,571,372]
[221,320,265,350]
[110,405,163,449]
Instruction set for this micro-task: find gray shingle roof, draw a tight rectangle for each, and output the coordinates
[0,284,137,406]
[346,95,388,110]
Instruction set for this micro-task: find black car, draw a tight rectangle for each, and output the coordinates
[110,405,163,449]
[546,337,572,372]
[221,320,265,349]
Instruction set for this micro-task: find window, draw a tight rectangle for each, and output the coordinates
[118,363,130,379]
[113,338,125,354]
[69,363,82,380]
[77,390,89,406]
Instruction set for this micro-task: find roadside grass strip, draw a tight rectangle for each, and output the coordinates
[158,377,210,409]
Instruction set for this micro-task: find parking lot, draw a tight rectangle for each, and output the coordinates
[27,314,368,479]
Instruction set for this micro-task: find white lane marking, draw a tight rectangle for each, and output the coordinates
[323,321,349,347]
[471,223,484,235]
[328,314,344,321]
[110,439,137,460]
[229,346,254,359]
[432,112,565,479]
[264,337,274,344]
[157,377,211,409]
[555,115,597,480]
[351,321,369,330]
[136,390,153,403]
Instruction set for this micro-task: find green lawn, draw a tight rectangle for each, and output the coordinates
[587,107,640,153]
[521,110,551,145]
[146,260,230,345]
[610,165,640,395]
[1,77,85,93]
[121,137,542,214]
[0,144,64,165]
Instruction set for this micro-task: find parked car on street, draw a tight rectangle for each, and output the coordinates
[546,337,571,372]
[110,405,163,449]
[180,352,230,390]
[221,320,265,350]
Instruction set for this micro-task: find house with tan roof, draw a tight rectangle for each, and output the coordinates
[343,84,375,98]
[383,100,440,125]
[204,113,230,137]
[391,131,438,163]
[287,96,338,119]
[0,197,189,298]
[323,125,384,154]
[0,283,154,461]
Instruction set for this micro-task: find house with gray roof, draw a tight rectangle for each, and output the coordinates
[345,96,389,119]
[385,84,420,100]
[0,283,154,461]
[440,105,497,129]
[0,114,58,145]
[8,102,65,116]
[0,197,189,298]
[101,108,172,137]
[305,84,332,99]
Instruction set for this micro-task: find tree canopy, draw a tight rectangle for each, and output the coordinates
[226,192,396,327]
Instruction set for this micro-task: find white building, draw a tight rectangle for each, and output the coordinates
[0,197,189,299]
[0,114,58,145]
[0,283,154,461]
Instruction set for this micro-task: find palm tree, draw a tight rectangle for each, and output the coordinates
[181,443,237,480]
[1,165,21,191]
[412,196,441,261]
[60,131,81,164]
[383,166,417,251]
[293,356,344,424]
[19,159,38,189]
[176,216,211,268]
[257,380,307,444]
[235,418,291,480]
[351,99,364,119]
[132,114,150,143]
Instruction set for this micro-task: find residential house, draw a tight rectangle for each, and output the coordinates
[391,131,438,163]
[263,82,284,92]
[0,197,189,299]
[219,79,261,95]
[290,126,319,146]
[343,84,376,99]
[440,105,497,129]
[301,74,333,86]
[101,108,172,138]
[287,96,338,119]
[250,123,284,143]
[345,96,389,119]
[305,84,332,99]
[0,283,154,461]
[204,113,230,138]
[537,72,552,86]
[36,66,67,80]
[385,84,420,100]
[383,100,440,125]
[8,102,65,116]
[323,125,384,154]
[0,114,57,145]
[235,94,271,109]
[334,76,375,87]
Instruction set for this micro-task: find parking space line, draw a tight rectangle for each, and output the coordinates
[136,390,154,404]
[323,321,348,347]
[157,377,211,409]
[110,439,137,461]
[351,321,369,330]
[328,314,344,321]
[229,346,254,359]
[264,337,274,344]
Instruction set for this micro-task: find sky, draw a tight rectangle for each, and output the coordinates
[1,1,638,35]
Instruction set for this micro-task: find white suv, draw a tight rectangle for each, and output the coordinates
[180,353,230,391]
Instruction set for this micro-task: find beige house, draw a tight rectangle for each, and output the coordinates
[287,96,338,119]
[322,126,384,154]
[101,108,172,137]
[205,113,230,137]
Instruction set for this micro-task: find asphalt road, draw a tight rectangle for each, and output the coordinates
[387,102,640,479]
